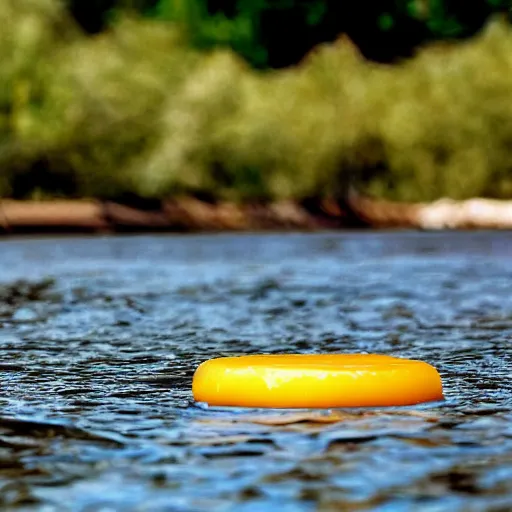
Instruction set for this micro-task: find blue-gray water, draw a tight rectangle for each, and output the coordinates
[0,232,510,511]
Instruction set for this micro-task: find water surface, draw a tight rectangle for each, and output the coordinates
[0,232,510,511]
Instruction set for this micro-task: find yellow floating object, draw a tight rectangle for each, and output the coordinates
[192,354,444,408]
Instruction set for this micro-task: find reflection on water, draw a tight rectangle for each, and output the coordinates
[0,232,510,510]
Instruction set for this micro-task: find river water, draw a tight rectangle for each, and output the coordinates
[0,232,510,511]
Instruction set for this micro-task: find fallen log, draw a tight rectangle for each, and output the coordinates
[0,200,109,233]
[103,202,172,231]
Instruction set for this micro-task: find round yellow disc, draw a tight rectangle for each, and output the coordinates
[192,354,444,408]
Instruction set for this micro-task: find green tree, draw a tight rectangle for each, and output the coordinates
[65,1,512,67]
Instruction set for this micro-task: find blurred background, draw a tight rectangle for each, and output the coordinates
[2,0,512,207]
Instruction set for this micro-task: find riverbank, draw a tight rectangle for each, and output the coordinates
[3,194,512,235]
[0,197,365,235]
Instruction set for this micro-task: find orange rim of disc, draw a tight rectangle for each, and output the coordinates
[192,354,444,408]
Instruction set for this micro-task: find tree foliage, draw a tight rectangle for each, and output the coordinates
[5,1,512,202]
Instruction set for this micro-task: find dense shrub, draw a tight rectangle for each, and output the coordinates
[3,1,512,202]
[128,16,512,202]
[0,0,196,198]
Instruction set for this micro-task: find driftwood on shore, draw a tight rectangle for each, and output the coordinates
[346,193,512,229]
[2,194,512,235]
[0,197,362,234]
